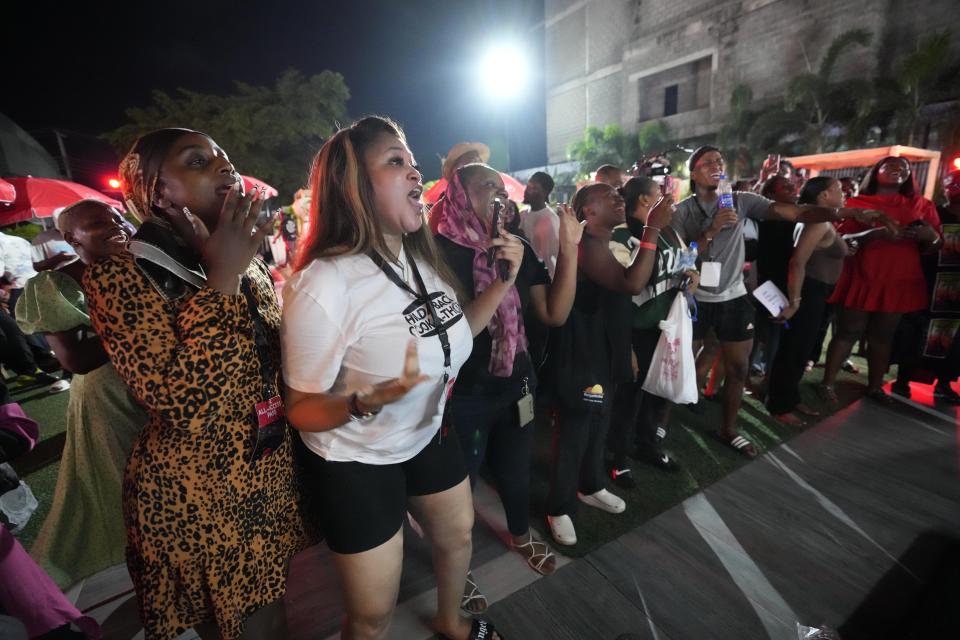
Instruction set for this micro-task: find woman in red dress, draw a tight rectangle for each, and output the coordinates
[820,157,942,402]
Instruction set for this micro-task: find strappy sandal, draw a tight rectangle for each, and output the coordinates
[865,387,895,405]
[512,535,556,576]
[460,570,488,615]
[713,432,758,459]
[439,618,505,640]
[817,384,838,404]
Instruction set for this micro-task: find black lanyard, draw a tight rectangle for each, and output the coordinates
[240,276,279,399]
[692,196,716,260]
[369,250,452,383]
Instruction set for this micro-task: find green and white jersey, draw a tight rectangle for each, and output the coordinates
[610,226,686,329]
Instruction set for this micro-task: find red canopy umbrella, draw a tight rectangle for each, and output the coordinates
[0,178,15,204]
[242,175,279,199]
[422,172,526,205]
[0,176,123,225]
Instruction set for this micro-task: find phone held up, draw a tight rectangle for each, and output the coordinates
[487,199,511,282]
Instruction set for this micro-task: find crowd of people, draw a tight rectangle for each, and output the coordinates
[1,117,956,640]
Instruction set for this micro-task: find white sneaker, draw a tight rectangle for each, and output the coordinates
[547,514,577,546]
[48,379,70,394]
[577,489,626,514]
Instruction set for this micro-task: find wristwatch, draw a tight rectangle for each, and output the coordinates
[348,392,380,421]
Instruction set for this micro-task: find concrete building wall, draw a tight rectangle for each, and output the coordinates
[544,0,958,163]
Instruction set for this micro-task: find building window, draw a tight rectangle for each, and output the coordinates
[636,54,713,122]
[664,85,678,116]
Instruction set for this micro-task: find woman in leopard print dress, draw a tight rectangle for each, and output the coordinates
[84,129,308,640]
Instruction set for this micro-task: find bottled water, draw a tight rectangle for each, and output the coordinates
[717,174,734,209]
[676,241,698,273]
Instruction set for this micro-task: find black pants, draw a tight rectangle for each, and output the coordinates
[751,315,783,373]
[766,277,834,414]
[450,393,534,536]
[0,309,37,375]
[547,388,613,517]
[808,303,836,364]
[608,327,670,466]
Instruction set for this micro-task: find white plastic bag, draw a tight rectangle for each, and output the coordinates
[0,478,39,534]
[641,292,697,404]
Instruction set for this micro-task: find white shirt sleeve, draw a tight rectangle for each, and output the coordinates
[281,287,349,394]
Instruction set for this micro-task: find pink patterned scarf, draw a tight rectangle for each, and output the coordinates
[434,171,528,377]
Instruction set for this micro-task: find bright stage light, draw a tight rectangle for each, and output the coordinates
[478,43,530,100]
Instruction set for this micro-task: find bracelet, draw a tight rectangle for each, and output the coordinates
[638,241,658,251]
[348,392,380,421]
[643,225,661,232]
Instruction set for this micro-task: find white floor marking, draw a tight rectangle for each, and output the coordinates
[684,493,798,639]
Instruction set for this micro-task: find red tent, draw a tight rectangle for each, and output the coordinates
[0,176,123,224]
[422,172,526,205]
[0,178,14,204]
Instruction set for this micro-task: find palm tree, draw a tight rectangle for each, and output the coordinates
[637,120,672,156]
[877,30,958,146]
[567,124,640,176]
[784,28,874,153]
[718,84,759,177]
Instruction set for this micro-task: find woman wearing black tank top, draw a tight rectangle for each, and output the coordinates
[766,177,851,422]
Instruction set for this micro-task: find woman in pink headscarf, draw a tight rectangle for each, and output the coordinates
[433,163,582,610]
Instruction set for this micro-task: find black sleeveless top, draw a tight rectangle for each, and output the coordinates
[544,269,633,407]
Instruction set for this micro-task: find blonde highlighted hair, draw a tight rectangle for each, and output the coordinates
[296,116,458,290]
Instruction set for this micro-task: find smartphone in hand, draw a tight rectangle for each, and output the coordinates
[487,200,500,267]
[488,199,511,282]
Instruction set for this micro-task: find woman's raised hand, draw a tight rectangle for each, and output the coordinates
[167,184,277,294]
[489,223,524,283]
[355,340,431,412]
[647,194,676,230]
[557,204,585,247]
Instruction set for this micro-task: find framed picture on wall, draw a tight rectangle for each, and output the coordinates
[924,318,960,358]
[939,224,960,267]
[931,273,960,313]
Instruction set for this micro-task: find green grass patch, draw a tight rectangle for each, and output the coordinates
[525,354,873,557]
[6,382,70,549]
[7,350,875,559]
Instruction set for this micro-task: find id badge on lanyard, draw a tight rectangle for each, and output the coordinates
[693,196,724,288]
[517,376,535,427]
[252,395,286,461]
[240,278,288,463]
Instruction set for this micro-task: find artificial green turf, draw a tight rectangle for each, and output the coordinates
[526,354,874,557]
[7,382,70,549]
[8,352,875,558]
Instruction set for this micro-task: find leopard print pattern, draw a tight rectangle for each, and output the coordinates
[84,253,308,640]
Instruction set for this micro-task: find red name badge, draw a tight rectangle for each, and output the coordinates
[255,395,285,428]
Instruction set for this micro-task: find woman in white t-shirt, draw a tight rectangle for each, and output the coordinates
[282,116,521,640]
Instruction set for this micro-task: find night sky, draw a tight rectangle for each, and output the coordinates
[3,0,546,189]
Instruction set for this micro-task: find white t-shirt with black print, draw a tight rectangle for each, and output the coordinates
[281,247,473,464]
